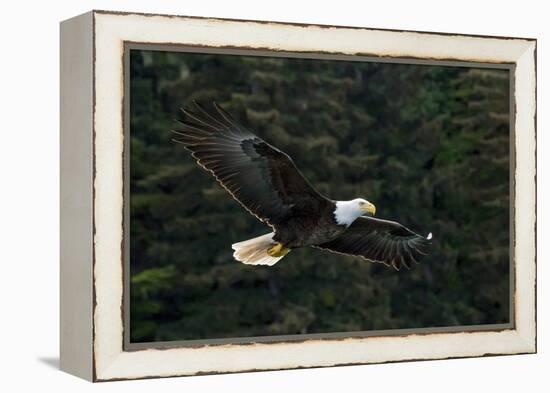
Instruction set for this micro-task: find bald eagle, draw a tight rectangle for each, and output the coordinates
[173,102,432,270]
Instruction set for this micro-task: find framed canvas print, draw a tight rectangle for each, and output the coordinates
[60,10,537,382]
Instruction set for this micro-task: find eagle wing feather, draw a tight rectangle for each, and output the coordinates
[314,216,432,270]
[173,102,329,227]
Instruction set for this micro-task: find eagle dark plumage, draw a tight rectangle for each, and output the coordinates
[173,102,432,270]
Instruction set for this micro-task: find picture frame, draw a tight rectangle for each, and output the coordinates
[60,10,537,382]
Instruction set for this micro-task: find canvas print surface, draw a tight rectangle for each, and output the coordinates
[128,49,511,344]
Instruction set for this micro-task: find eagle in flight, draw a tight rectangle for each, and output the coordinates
[173,102,432,270]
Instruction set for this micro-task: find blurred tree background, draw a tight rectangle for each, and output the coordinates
[129,49,510,342]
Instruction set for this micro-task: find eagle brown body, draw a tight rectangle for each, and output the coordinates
[273,201,344,248]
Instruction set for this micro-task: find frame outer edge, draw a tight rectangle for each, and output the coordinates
[515,40,537,352]
[59,11,95,381]
[91,11,538,381]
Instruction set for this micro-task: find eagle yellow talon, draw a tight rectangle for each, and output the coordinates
[267,243,290,257]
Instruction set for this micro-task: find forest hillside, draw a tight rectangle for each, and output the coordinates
[129,50,510,342]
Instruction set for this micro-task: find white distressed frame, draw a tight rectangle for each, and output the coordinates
[60,10,536,381]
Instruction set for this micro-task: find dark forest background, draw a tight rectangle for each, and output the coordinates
[129,49,511,343]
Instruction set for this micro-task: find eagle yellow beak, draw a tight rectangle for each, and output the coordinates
[361,202,376,216]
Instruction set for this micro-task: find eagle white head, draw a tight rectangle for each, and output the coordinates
[334,198,376,226]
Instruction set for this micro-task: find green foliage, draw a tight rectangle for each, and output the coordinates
[129,50,510,342]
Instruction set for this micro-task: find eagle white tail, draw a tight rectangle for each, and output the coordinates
[231,232,288,266]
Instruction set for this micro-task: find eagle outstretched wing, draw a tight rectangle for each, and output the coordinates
[314,216,432,270]
[173,102,330,227]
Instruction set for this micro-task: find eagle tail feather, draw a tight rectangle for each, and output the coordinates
[232,232,288,266]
